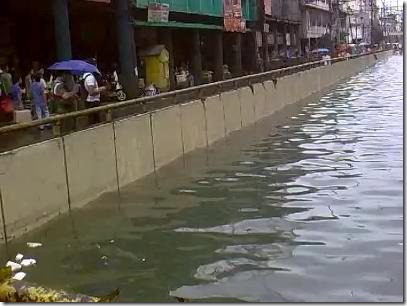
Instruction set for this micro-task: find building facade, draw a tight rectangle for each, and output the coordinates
[262,0,302,63]
[301,0,333,51]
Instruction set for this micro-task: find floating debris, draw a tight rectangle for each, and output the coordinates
[6,261,21,272]
[235,172,267,178]
[110,240,115,244]
[141,258,146,262]
[238,208,260,213]
[214,177,239,182]
[12,272,26,281]
[239,161,255,165]
[20,259,36,267]
[178,189,197,194]
[26,242,42,248]
[0,266,120,302]
[15,254,24,263]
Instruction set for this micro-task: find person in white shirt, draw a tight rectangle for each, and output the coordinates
[82,58,108,124]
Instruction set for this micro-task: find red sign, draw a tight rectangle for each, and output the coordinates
[224,0,246,32]
[148,3,170,23]
[264,0,272,15]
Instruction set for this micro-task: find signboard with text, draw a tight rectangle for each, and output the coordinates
[148,3,170,23]
[224,0,246,32]
[264,0,272,16]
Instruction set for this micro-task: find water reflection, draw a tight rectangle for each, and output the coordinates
[1,56,403,302]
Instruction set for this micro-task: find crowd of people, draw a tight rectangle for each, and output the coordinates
[0,59,110,129]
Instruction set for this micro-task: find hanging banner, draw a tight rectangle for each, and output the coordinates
[148,3,170,23]
[224,0,246,32]
[264,0,272,16]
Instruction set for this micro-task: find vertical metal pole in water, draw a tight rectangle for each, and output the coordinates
[0,187,9,250]
[62,137,72,210]
[53,0,72,61]
[112,122,122,209]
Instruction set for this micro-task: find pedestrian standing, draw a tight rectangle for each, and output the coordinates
[10,75,23,110]
[81,59,108,125]
[0,65,13,95]
[31,73,50,129]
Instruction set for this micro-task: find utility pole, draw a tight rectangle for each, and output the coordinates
[370,0,374,44]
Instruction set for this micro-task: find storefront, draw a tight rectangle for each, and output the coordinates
[0,0,138,97]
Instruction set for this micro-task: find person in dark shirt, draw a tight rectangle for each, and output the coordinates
[31,73,49,129]
[10,75,23,110]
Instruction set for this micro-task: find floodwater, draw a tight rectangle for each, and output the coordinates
[1,55,403,302]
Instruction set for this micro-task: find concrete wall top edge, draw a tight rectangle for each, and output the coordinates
[0,137,64,156]
[181,99,203,107]
[115,112,151,124]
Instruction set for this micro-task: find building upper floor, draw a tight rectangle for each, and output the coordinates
[264,0,302,22]
[133,0,258,21]
[302,0,331,12]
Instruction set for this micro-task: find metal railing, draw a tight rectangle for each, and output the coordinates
[0,49,389,147]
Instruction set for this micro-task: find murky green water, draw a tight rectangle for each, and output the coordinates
[2,55,403,302]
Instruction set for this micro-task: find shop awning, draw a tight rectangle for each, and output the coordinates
[133,20,223,30]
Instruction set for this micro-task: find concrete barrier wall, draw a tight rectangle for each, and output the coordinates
[64,124,117,208]
[115,113,155,187]
[0,139,69,237]
[180,100,207,153]
[221,90,242,135]
[151,105,183,169]
[204,95,226,145]
[253,83,268,120]
[238,87,255,127]
[0,51,392,239]
[263,80,281,114]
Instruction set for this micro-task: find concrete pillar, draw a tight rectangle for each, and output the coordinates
[296,25,302,56]
[159,28,176,90]
[262,31,270,70]
[53,0,72,61]
[116,0,138,98]
[214,30,224,81]
[231,33,242,76]
[290,24,295,55]
[273,23,278,58]
[191,29,202,86]
[249,32,258,73]
[283,23,288,57]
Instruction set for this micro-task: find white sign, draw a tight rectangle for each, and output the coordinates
[148,3,170,23]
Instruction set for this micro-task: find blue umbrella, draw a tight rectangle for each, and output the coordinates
[315,48,329,53]
[48,60,101,75]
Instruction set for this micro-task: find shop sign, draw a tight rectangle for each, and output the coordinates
[264,0,272,16]
[148,3,170,23]
[224,0,246,32]
[264,23,270,33]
